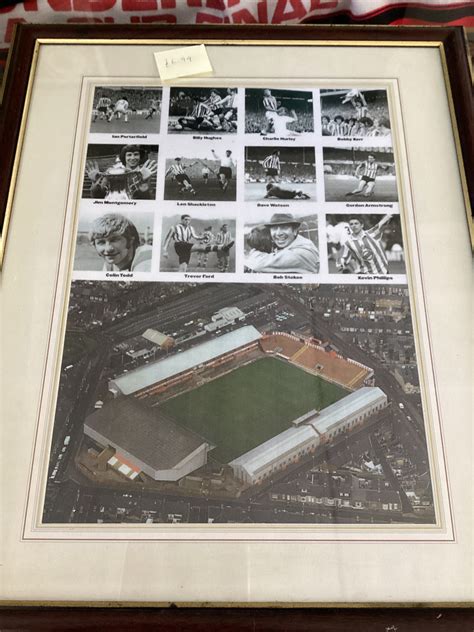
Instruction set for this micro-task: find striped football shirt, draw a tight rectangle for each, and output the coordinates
[169,163,186,176]
[216,230,232,246]
[263,95,278,112]
[262,154,280,170]
[361,161,379,179]
[192,102,211,118]
[341,226,388,274]
[97,97,111,108]
[172,223,200,243]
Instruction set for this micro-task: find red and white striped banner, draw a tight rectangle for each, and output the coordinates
[1,1,472,53]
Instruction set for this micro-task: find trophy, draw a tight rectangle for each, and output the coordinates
[104,156,134,201]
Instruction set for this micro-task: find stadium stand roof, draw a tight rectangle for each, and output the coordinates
[308,387,387,436]
[230,425,317,478]
[230,387,386,479]
[110,325,262,396]
[84,398,209,471]
[142,328,173,346]
[292,409,318,426]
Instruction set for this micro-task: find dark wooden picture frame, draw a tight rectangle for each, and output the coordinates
[0,25,472,619]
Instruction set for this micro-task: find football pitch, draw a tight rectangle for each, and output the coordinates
[90,113,161,134]
[164,177,236,201]
[159,357,348,463]
[324,175,398,202]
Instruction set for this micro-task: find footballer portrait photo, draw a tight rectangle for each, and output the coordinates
[168,87,238,134]
[244,210,319,275]
[90,86,162,134]
[245,88,314,139]
[320,88,392,139]
[323,147,398,202]
[74,209,154,273]
[244,146,316,202]
[326,213,405,275]
[83,144,158,201]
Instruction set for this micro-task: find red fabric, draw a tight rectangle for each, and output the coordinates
[0,0,472,63]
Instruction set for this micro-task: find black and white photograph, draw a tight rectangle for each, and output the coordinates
[245,88,314,137]
[320,88,391,138]
[244,210,319,274]
[323,147,398,202]
[326,213,405,275]
[83,144,158,201]
[244,146,316,201]
[164,145,237,201]
[160,212,236,273]
[168,87,238,134]
[90,86,162,134]
[74,209,154,273]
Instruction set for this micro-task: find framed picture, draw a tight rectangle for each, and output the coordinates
[0,24,472,607]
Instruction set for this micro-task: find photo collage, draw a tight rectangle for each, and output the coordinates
[42,82,438,529]
[74,85,405,284]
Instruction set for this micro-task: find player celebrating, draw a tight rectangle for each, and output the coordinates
[336,215,393,274]
[264,183,310,200]
[345,154,390,198]
[86,145,157,201]
[328,114,348,137]
[261,150,281,183]
[341,89,369,120]
[165,157,197,195]
[211,149,234,191]
[271,107,300,136]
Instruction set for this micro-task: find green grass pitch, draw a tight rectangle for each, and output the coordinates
[159,356,348,463]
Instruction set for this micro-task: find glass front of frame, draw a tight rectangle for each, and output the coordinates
[35,77,446,534]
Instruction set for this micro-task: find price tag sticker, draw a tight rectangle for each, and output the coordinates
[154,45,213,82]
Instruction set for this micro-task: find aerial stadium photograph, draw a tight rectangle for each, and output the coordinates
[323,146,398,202]
[42,281,435,526]
[90,86,162,134]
